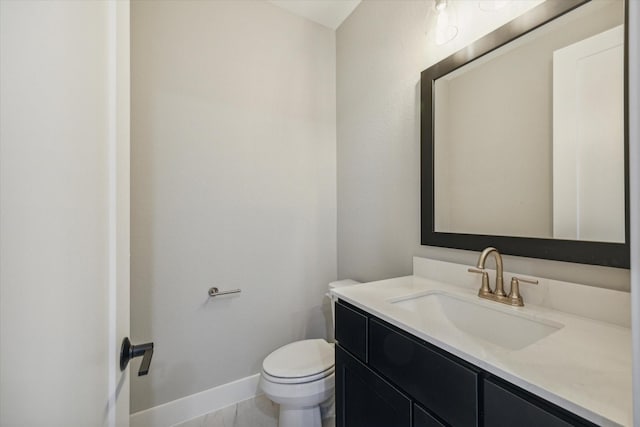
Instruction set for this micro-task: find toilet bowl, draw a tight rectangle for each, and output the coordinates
[260,339,335,427]
[260,280,359,427]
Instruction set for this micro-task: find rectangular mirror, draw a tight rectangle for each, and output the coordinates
[421,0,629,268]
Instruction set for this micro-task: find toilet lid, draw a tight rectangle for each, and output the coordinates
[262,339,334,381]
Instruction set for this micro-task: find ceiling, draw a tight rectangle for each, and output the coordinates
[267,0,361,30]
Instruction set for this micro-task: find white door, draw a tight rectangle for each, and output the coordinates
[1,1,131,426]
[552,25,625,242]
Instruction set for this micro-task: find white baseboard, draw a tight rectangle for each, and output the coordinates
[130,374,262,427]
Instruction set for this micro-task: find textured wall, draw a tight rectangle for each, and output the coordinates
[336,0,630,291]
[131,0,336,412]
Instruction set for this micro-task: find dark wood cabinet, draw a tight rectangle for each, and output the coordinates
[336,345,411,427]
[335,301,368,363]
[335,299,598,427]
[484,378,596,427]
[369,319,478,426]
[413,404,446,427]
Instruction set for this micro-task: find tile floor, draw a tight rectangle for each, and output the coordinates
[175,394,335,427]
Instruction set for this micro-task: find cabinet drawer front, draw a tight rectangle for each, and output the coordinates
[335,300,368,362]
[413,404,446,427]
[369,319,479,427]
[336,345,411,427]
[484,379,595,427]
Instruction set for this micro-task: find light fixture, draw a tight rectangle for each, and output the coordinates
[434,0,458,45]
[478,0,509,12]
[435,0,448,12]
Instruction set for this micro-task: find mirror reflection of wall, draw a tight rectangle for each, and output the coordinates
[433,0,624,243]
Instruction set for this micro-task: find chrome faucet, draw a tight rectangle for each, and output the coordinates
[468,247,538,306]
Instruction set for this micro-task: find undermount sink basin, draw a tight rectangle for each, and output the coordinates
[390,292,563,350]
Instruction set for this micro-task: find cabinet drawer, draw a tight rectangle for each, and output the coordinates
[413,404,446,427]
[484,378,597,427]
[335,300,368,362]
[369,319,479,427]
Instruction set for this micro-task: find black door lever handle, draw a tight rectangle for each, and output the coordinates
[120,337,154,376]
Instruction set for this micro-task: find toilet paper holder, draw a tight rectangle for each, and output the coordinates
[208,287,241,297]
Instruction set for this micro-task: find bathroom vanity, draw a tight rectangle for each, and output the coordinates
[336,301,597,427]
[332,258,632,427]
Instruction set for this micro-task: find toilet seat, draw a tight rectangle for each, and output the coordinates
[262,366,335,384]
[262,339,335,384]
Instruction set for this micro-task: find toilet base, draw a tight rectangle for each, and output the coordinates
[260,371,335,427]
[279,405,322,427]
[320,392,335,419]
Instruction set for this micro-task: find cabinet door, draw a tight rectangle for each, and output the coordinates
[336,345,411,427]
[413,404,446,427]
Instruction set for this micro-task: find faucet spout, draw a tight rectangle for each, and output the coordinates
[470,247,536,306]
[476,247,505,297]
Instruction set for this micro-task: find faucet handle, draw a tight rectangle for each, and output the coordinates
[508,276,538,306]
[468,268,492,296]
[513,276,539,285]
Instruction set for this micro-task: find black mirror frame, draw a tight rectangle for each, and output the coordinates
[420,0,630,269]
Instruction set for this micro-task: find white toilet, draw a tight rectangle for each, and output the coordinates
[259,280,359,427]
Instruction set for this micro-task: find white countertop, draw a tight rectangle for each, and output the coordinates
[332,273,632,426]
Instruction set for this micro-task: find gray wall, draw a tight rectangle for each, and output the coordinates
[337,0,630,291]
[131,1,336,412]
